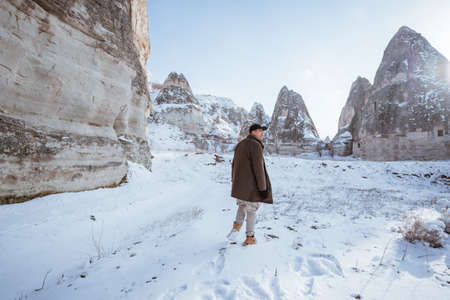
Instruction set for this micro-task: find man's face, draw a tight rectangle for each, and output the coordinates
[251,129,264,141]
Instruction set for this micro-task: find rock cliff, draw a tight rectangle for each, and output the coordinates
[333,26,450,160]
[0,0,152,203]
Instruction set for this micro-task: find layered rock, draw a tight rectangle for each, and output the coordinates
[333,26,450,160]
[266,86,321,154]
[149,72,248,152]
[238,102,271,141]
[0,0,152,203]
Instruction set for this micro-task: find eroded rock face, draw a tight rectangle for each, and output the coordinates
[0,0,152,203]
[161,72,193,94]
[373,26,448,89]
[149,72,248,152]
[266,86,320,154]
[131,0,151,69]
[333,26,450,160]
[153,73,204,135]
[155,73,198,106]
[332,77,372,156]
[238,102,271,141]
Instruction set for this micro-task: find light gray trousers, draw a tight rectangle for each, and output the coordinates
[234,198,260,236]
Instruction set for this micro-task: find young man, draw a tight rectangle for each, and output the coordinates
[228,123,273,245]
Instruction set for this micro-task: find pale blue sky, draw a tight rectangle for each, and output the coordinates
[146,1,450,139]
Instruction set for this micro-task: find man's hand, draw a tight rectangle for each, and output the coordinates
[259,190,268,199]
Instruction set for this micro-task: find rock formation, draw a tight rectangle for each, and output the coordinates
[266,86,321,155]
[238,102,271,141]
[149,72,248,152]
[161,72,193,93]
[333,26,450,160]
[155,72,198,106]
[0,0,152,203]
[333,77,372,156]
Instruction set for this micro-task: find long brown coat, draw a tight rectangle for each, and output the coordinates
[231,134,273,204]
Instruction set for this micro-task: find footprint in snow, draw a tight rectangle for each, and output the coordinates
[293,253,344,277]
[192,243,227,276]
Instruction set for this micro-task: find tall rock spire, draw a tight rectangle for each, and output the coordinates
[374,26,449,88]
[239,102,270,141]
[266,86,320,155]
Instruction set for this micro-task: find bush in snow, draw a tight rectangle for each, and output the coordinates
[398,208,447,248]
[433,198,450,234]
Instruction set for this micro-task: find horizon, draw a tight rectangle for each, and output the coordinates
[146,0,450,139]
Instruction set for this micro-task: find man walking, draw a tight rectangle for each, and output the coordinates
[228,123,273,245]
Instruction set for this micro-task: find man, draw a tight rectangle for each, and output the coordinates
[228,123,273,245]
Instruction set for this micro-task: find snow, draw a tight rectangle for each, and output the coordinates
[339,123,350,130]
[149,91,248,152]
[1,152,449,299]
[196,94,236,110]
[152,103,196,112]
[147,123,196,152]
[118,135,133,143]
[334,130,352,142]
[402,59,409,68]
[302,125,319,139]
[339,131,352,138]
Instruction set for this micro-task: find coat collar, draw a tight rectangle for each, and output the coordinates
[247,134,265,149]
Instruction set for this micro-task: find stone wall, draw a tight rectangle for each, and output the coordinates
[265,139,318,155]
[353,125,450,161]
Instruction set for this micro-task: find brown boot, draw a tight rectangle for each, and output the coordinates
[243,235,256,246]
[232,222,242,231]
[227,222,242,239]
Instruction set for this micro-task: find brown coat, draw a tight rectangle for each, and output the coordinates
[231,134,273,204]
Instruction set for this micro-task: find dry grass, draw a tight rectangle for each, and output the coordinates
[398,214,444,248]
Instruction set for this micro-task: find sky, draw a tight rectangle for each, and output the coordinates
[146,0,450,139]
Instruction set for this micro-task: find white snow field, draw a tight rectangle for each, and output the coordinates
[1,151,449,300]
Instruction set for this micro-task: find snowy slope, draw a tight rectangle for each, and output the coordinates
[1,152,449,299]
[147,122,197,152]
[148,77,248,153]
[195,94,248,140]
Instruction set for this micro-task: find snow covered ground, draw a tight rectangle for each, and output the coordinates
[1,151,449,300]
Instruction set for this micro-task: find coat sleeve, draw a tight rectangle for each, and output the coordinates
[231,143,238,182]
[249,141,267,191]
[231,157,234,182]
